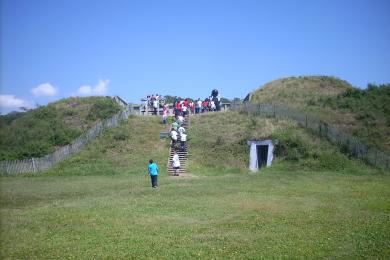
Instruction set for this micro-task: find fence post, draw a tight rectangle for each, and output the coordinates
[32,158,36,173]
[374,150,378,166]
[305,114,308,128]
[273,104,276,118]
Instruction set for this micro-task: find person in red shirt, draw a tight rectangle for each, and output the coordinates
[176,101,182,116]
[184,98,189,108]
[202,100,209,113]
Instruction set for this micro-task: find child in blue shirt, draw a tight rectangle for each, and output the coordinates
[148,159,158,188]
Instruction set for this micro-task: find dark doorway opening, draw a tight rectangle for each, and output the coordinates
[256,145,269,169]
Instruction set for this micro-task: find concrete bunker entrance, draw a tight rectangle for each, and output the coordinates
[247,140,274,171]
[256,145,269,169]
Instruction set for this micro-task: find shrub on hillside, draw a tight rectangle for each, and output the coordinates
[0,106,82,160]
[273,128,309,161]
[321,83,390,151]
[0,96,121,160]
[87,98,121,121]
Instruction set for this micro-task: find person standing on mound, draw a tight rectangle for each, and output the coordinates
[148,159,158,188]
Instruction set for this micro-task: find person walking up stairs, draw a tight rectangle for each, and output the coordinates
[167,114,189,175]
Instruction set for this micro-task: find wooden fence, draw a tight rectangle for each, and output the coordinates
[0,97,135,176]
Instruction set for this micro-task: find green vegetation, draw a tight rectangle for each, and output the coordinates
[189,111,367,173]
[250,76,352,108]
[42,115,169,177]
[321,83,390,151]
[250,76,390,152]
[0,96,121,160]
[1,112,389,258]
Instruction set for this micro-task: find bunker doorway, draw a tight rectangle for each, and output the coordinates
[247,140,274,172]
[256,145,269,169]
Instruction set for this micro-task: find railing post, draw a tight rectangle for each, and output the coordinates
[32,158,36,173]
[273,104,276,117]
[305,114,308,128]
[374,150,377,166]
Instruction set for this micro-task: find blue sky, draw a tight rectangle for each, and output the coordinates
[1,0,389,113]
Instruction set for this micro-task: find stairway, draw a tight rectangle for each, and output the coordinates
[167,116,189,175]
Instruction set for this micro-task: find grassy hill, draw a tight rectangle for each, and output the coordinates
[250,76,352,108]
[0,96,121,160]
[250,76,390,152]
[1,112,389,258]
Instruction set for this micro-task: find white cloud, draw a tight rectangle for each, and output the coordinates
[78,85,93,95]
[0,95,31,108]
[76,79,109,96]
[31,83,58,96]
[94,79,109,95]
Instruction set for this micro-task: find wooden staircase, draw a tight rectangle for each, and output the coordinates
[167,116,189,175]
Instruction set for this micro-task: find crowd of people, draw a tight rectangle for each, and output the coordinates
[148,89,222,182]
[144,89,222,119]
[144,93,164,115]
[170,114,187,151]
[171,89,222,116]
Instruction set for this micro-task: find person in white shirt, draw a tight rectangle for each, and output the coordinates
[178,126,186,135]
[162,104,169,124]
[170,130,178,147]
[177,115,184,125]
[182,105,188,116]
[196,98,202,114]
[216,93,221,111]
[180,132,187,151]
[172,151,180,176]
[189,101,195,114]
[210,100,216,111]
[153,100,158,115]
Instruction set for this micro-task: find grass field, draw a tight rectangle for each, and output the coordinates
[1,113,389,258]
[1,167,389,258]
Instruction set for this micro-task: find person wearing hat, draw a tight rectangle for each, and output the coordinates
[170,129,178,148]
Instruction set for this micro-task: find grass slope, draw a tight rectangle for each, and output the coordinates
[0,96,121,160]
[43,115,170,176]
[250,76,390,152]
[250,76,352,108]
[1,113,389,258]
[189,111,371,173]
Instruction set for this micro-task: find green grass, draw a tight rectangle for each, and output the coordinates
[1,168,389,258]
[0,96,121,160]
[189,111,371,173]
[321,84,390,151]
[249,76,390,152]
[250,76,352,108]
[43,115,170,176]
[1,113,389,258]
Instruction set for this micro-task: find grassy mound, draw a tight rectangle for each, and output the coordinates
[250,77,390,152]
[250,76,352,108]
[189,110,371,174]
[0,96,121,160]
[43,115,169,176]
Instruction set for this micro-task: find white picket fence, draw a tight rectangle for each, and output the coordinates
[0,97,135,176]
